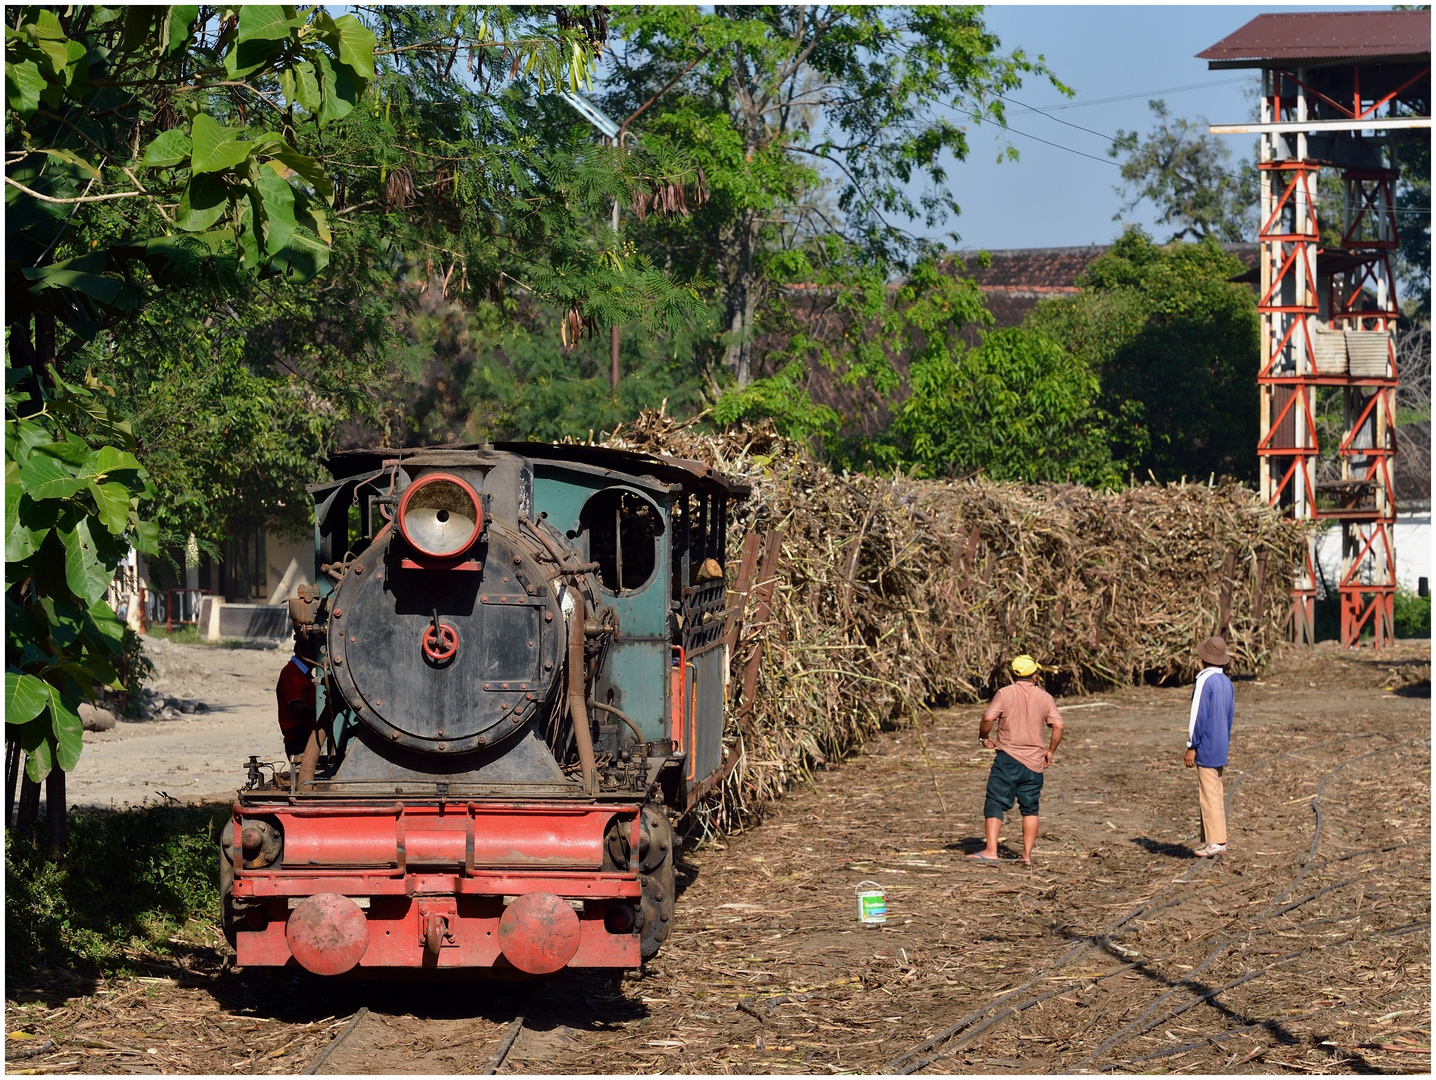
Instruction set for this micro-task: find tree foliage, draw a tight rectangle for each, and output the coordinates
[6,370,156,783]
[1027,229,1260,484]
[5,5,693,785]
[883,326,1127,486]
[1108,100,1256,243]
[602,5,1060,386]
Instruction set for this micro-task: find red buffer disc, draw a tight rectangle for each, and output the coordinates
[497,892,582,974]
[286,893,371,975]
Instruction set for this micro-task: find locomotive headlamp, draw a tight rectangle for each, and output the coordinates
[398,474,483,559]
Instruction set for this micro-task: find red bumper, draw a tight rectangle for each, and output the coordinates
[230,801,643,974]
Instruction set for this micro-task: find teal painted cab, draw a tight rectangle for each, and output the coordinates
[498,443,749,810]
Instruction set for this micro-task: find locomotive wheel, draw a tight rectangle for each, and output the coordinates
[218,838,237,948]
[639,850,676,960]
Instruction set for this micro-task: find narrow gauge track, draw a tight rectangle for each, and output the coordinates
[882,729,1431,1075]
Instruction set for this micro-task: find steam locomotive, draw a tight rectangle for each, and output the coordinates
[221,443,746,976]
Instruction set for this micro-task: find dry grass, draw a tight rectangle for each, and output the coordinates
[603,412,1306,833]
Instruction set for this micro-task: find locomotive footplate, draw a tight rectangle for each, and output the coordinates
[225,799,645,974]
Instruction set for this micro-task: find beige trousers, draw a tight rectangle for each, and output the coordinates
[1197,765,1227,845]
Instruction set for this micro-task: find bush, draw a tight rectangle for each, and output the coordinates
[1314,589,1431,642]
[1395,590,1431,639]
[6,801,229,975]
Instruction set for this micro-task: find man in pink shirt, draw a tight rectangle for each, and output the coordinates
[968,654,1065,866]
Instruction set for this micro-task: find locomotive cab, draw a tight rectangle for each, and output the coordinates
[222,443,746,978]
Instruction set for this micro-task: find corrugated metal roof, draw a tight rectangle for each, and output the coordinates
[1198,11,1430,67]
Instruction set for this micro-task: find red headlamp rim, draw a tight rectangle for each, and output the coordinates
[397,473,483,559]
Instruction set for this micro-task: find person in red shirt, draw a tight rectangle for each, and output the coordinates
[276,631,320,758]
[969,654,1065,867]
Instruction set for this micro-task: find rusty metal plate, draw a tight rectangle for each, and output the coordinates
[497,892,582,974]
[285,893,371,975]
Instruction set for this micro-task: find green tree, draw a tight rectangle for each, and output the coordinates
[1394,132,1430,318]
[5,5,657,803]
[1109,100,1256,242]
[16,7,707,554]
[869,273,1128,485]
[603,5,1060,387]
[6,370,156,801]
[1027,229,1260,483]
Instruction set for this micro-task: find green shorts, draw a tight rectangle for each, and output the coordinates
[984,750,1044,818]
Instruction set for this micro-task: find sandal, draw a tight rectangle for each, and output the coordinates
[966,852,1002,864]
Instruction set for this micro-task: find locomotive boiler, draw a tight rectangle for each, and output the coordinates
[221,443,746,976]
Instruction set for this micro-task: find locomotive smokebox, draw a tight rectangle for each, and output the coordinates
[326,450,567,757]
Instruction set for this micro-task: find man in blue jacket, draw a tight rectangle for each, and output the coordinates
[1185,635,1235,857]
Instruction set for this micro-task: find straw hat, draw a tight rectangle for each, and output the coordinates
[1196,635,1230,667]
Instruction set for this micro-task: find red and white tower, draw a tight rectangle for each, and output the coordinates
[1200,12,1430,647]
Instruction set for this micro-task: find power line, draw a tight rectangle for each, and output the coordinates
[956,106,1122,168]
[996,92,1116,143]
[969,99,1432,219]
[1035,76,1252,112]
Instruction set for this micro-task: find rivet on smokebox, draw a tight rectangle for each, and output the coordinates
[544,611,553,622]
[855,881,887,926]
[333,608,342,619]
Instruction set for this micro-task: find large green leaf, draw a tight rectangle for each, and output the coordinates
[34,435,91,466]
[5,671,51,724]
[257,164,298,256]
[142,127,193,168]
[237,6,299,43]
[49,684,84,772]
[20,453,85,501]
[249,136,335,202]
[131,519,160,556]
[59,518,112,605]
[4,57,46,120]
[268,229,330,282]
[332,14,377,83]
[86,599,125,644]
[176,173,229,231]
[291,60,321,114]
[23,728,53,783]
[7,415,51,466]
[88,481,130,534]
[165,5,200,55]
[311,52,355,124]
[190,113,254,175]
[5,461,43,561]
[82,445,143,480]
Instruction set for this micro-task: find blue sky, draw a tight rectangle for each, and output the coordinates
[930,5,1282,251]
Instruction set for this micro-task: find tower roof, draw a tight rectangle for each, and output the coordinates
[1198,11,1430,69]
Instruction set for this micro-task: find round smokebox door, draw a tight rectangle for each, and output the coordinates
[335,542,556,752]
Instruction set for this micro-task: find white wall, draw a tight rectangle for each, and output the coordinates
[1314,511,1431,596]
[265,531,314,604]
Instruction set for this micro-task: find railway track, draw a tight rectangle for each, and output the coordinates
[882,729,1431,1074]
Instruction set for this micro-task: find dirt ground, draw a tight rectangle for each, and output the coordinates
[66,638,289,809]
[6,639,1430,1075]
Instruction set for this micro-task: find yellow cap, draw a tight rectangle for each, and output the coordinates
[1012,655,1057,677]
[1011,654,1040,677]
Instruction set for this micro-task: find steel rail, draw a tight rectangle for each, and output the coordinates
[304,1007,368,1075]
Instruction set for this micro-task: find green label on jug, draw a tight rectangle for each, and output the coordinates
[858,892,886,923]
